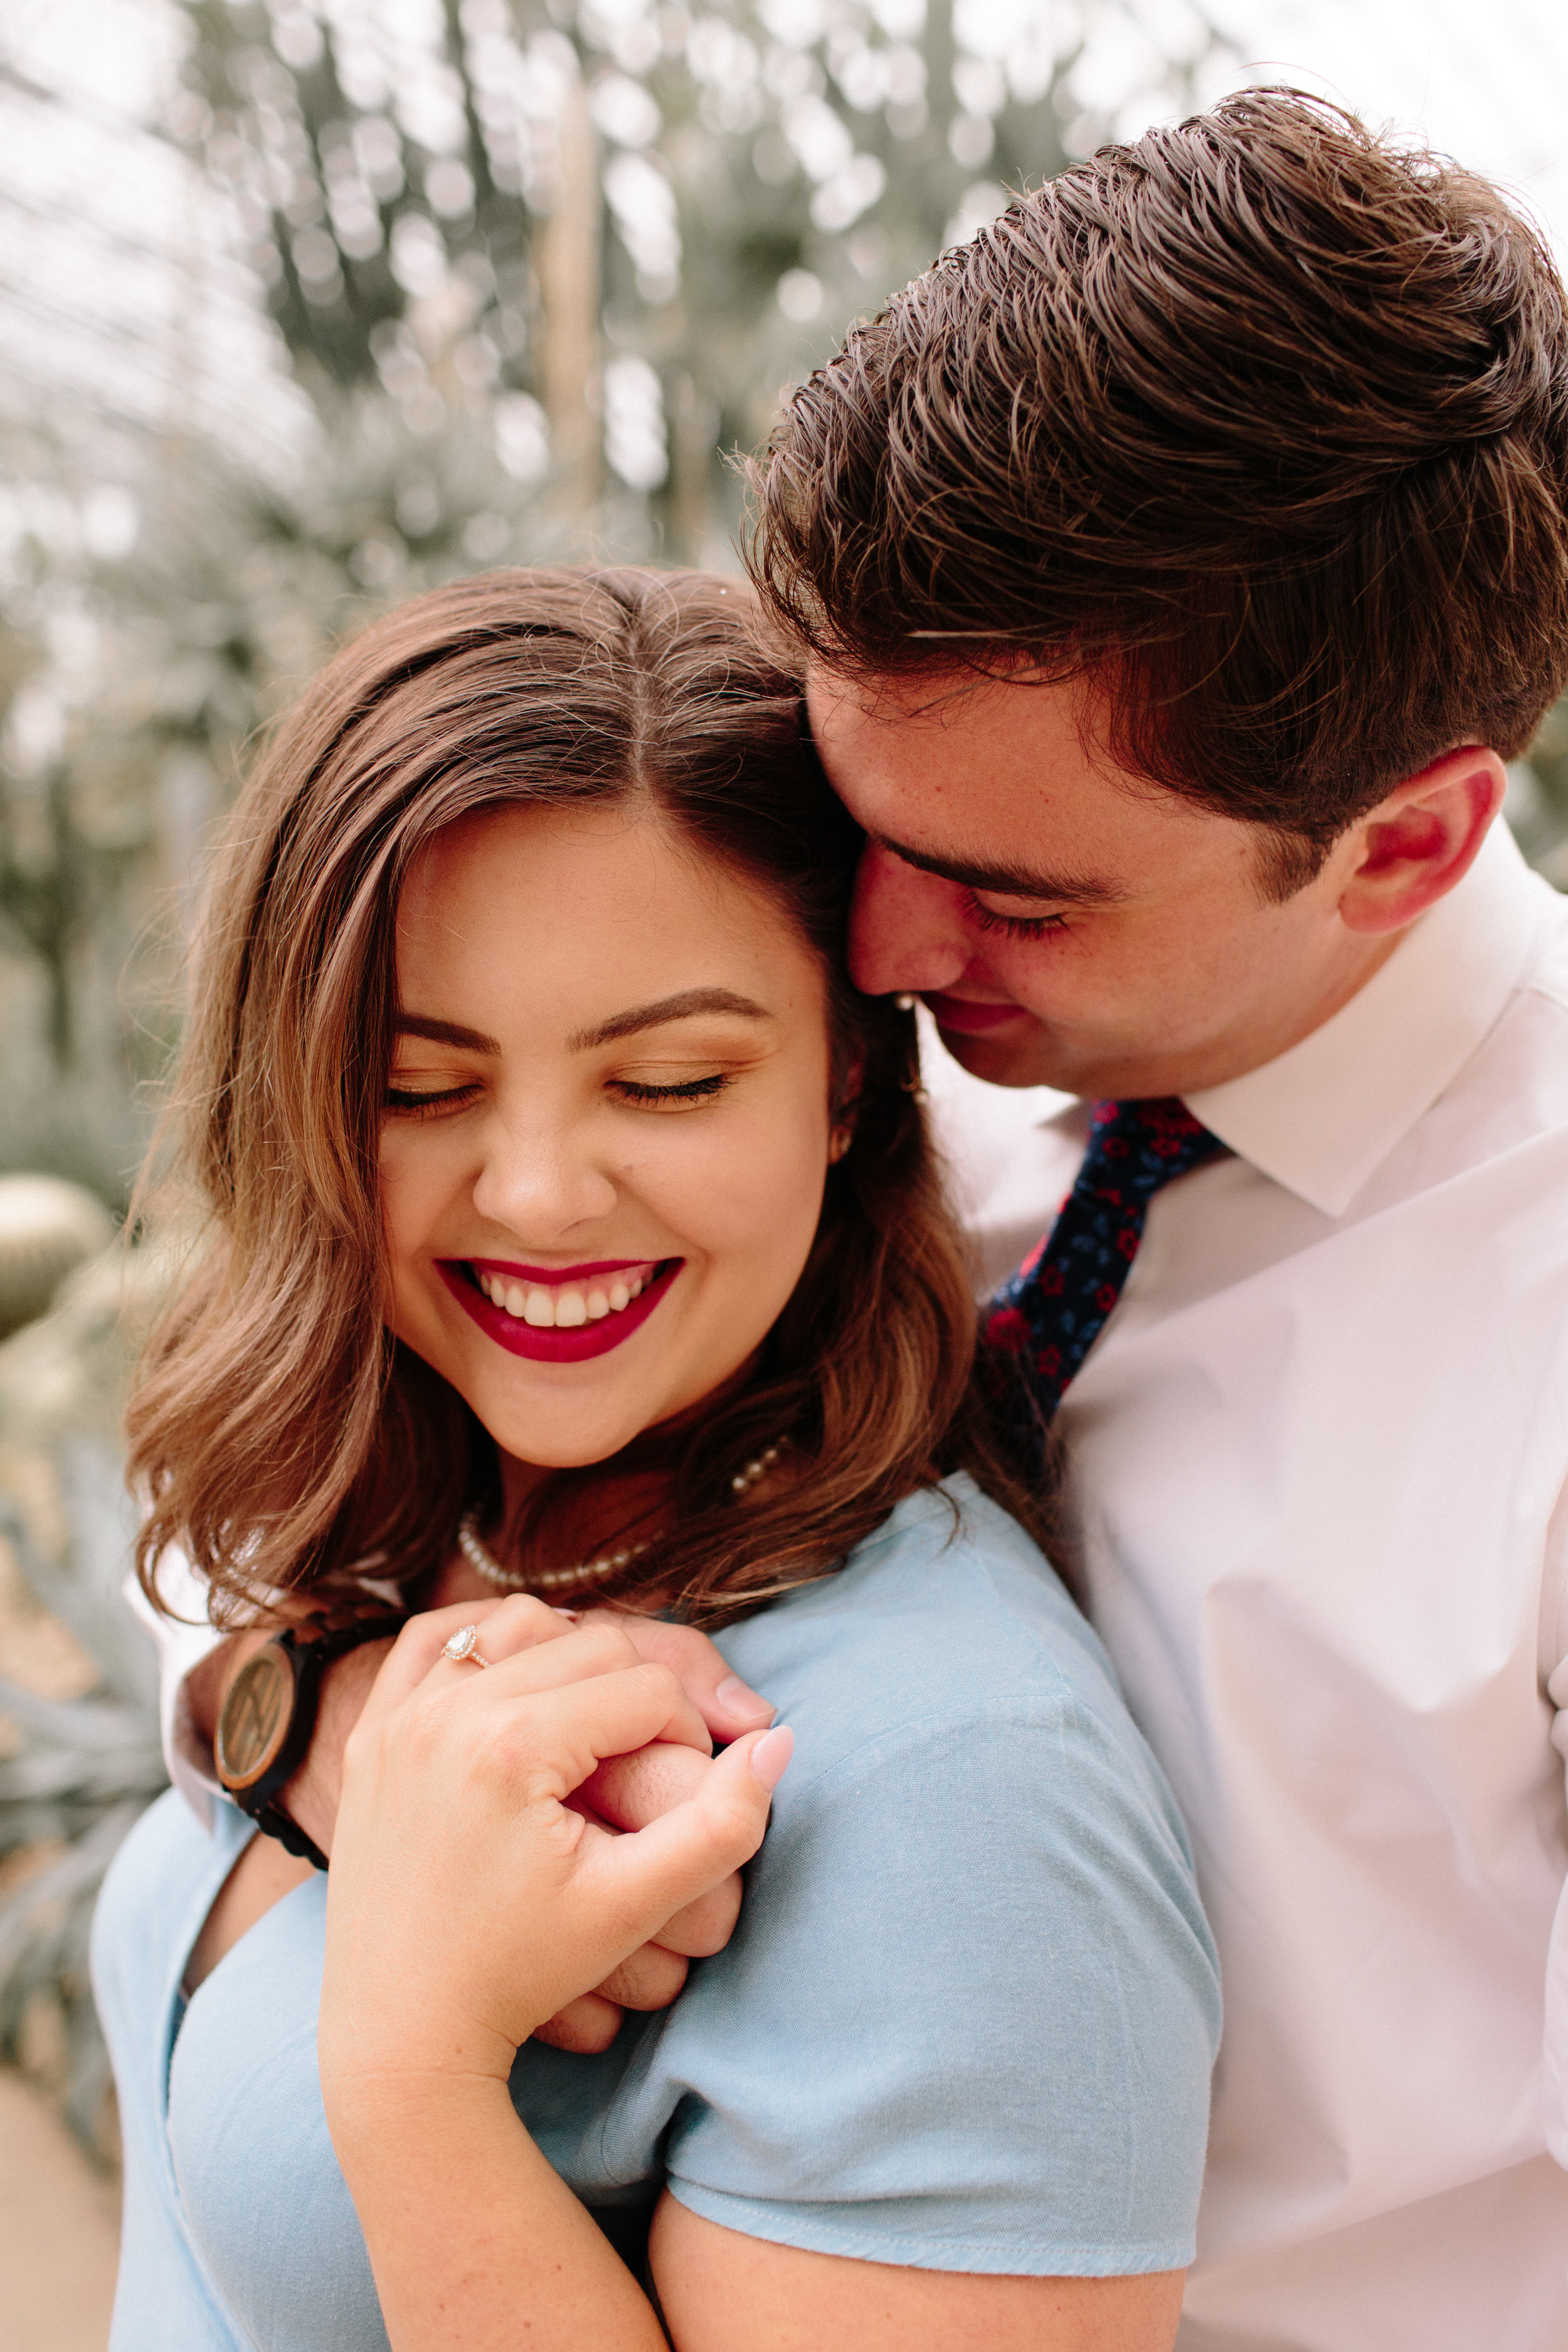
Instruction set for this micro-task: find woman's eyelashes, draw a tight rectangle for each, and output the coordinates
[609,1071,732,1108]
[384,1069,735,1116]
[964,892,1071,943]
[385,1079,482,1118]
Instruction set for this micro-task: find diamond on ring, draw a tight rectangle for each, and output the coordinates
[441,1624,488,1667]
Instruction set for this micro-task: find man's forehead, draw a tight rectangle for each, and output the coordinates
[805,661,1235,901]
[808,660,1120,824]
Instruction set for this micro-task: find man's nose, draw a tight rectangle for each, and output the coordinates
[847,841,972,997]
[470,1117,620,1241]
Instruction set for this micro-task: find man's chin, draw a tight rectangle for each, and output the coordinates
[929,1017,1070,1091]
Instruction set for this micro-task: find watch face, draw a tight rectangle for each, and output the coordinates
[216,1645,296,1791]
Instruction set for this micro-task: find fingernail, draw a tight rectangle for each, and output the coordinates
[716,1673,775,1724]
[750,1725,794,1791]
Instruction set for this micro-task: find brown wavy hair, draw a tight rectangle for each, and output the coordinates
[127,567,1053,1630]
[750,89,1568,894]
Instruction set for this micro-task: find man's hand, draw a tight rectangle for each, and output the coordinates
[534,1737,752,2052]
[191,1604,773,2048]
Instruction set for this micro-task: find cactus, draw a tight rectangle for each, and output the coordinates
[0,1177,116,1343]
[0,1233,171,2164]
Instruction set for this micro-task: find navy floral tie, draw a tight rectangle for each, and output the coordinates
[983,1098,1229,1459]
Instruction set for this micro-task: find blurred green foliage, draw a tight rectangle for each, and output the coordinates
[0,0,1564,1210]
[0,0,1244,1202]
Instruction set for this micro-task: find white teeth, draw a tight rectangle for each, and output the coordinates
[477,1264,660,1322]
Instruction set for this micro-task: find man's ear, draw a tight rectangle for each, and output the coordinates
[1337,746,1507,938]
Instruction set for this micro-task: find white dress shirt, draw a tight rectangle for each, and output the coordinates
[922,818,1568,2351]
[147,818,1568,2347]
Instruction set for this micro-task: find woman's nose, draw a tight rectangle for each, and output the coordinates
[469,1116,620,1242]
[847,841,972,997]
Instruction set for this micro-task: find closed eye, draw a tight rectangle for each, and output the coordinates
[612,1074,732,1107]
[385,1082,482,1118]
[965,893,1071,943]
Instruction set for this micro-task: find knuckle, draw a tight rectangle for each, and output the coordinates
[637,1660,687,1708]
[578,1621,641,1673]
[492,1594,561,1646]
[682,1877,744,1954]
[607,1949,689,2010]
[662,1621,716,1664]
[531,1998,622,2055]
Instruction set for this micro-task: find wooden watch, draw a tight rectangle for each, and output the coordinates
[215,1614,405,1872]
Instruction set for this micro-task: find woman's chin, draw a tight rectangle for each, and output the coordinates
[483,1415,649,1474]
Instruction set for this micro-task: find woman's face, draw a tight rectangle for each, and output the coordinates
[381,800,838,1478]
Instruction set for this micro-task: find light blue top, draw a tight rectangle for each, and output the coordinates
[93,1477,1220,2351]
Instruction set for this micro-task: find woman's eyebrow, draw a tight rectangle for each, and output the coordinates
[395,1014,502,1052]
[569,988,771,1049]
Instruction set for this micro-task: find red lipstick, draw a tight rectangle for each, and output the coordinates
[438,1258,681,1363]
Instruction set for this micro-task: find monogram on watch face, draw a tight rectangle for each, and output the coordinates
[216,1643,297,1791]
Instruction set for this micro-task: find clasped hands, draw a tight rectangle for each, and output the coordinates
[252,1594,780,2052]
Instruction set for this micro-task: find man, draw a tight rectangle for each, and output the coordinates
[745,87,1568,2351]
[161,88,1568,2349]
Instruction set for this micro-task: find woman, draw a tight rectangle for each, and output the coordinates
[93,569,1219,2351]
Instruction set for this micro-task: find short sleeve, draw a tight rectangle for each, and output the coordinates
[654,1690,1221,2277]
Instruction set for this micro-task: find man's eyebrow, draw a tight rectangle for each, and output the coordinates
[395,1014,502,1052]
[569,988,772,1050]
[876,835,1129,906]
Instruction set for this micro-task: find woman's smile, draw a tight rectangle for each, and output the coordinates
[440,1255,684,1362]
[381,797,837,1486]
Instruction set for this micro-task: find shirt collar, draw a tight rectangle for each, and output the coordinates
[1182,821,1552,1217]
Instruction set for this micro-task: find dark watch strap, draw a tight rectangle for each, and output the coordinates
[251,1796,332,1874]
[216,1613,405,1870]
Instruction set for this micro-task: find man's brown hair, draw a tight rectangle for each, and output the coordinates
[750,89,1568,891]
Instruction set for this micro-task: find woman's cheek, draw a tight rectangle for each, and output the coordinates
[378,1136,467,1336]
[668,1103,827,1283]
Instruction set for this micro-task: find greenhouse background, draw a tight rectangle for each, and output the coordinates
[3,0,1568,2341]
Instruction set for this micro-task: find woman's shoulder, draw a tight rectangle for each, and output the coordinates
[715,1473,1157,1806]
[645,1476,1221,2279]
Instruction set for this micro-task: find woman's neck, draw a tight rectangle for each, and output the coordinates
[488,1357,767,1586]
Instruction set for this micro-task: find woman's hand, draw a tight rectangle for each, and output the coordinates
[319,1596,791,2100]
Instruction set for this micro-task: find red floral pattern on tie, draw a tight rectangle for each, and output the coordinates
[982,1098,1229,1459]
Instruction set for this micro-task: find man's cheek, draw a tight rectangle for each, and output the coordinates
[845,849,951,992]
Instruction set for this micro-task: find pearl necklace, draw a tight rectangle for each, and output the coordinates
[456,1443,783,1597]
